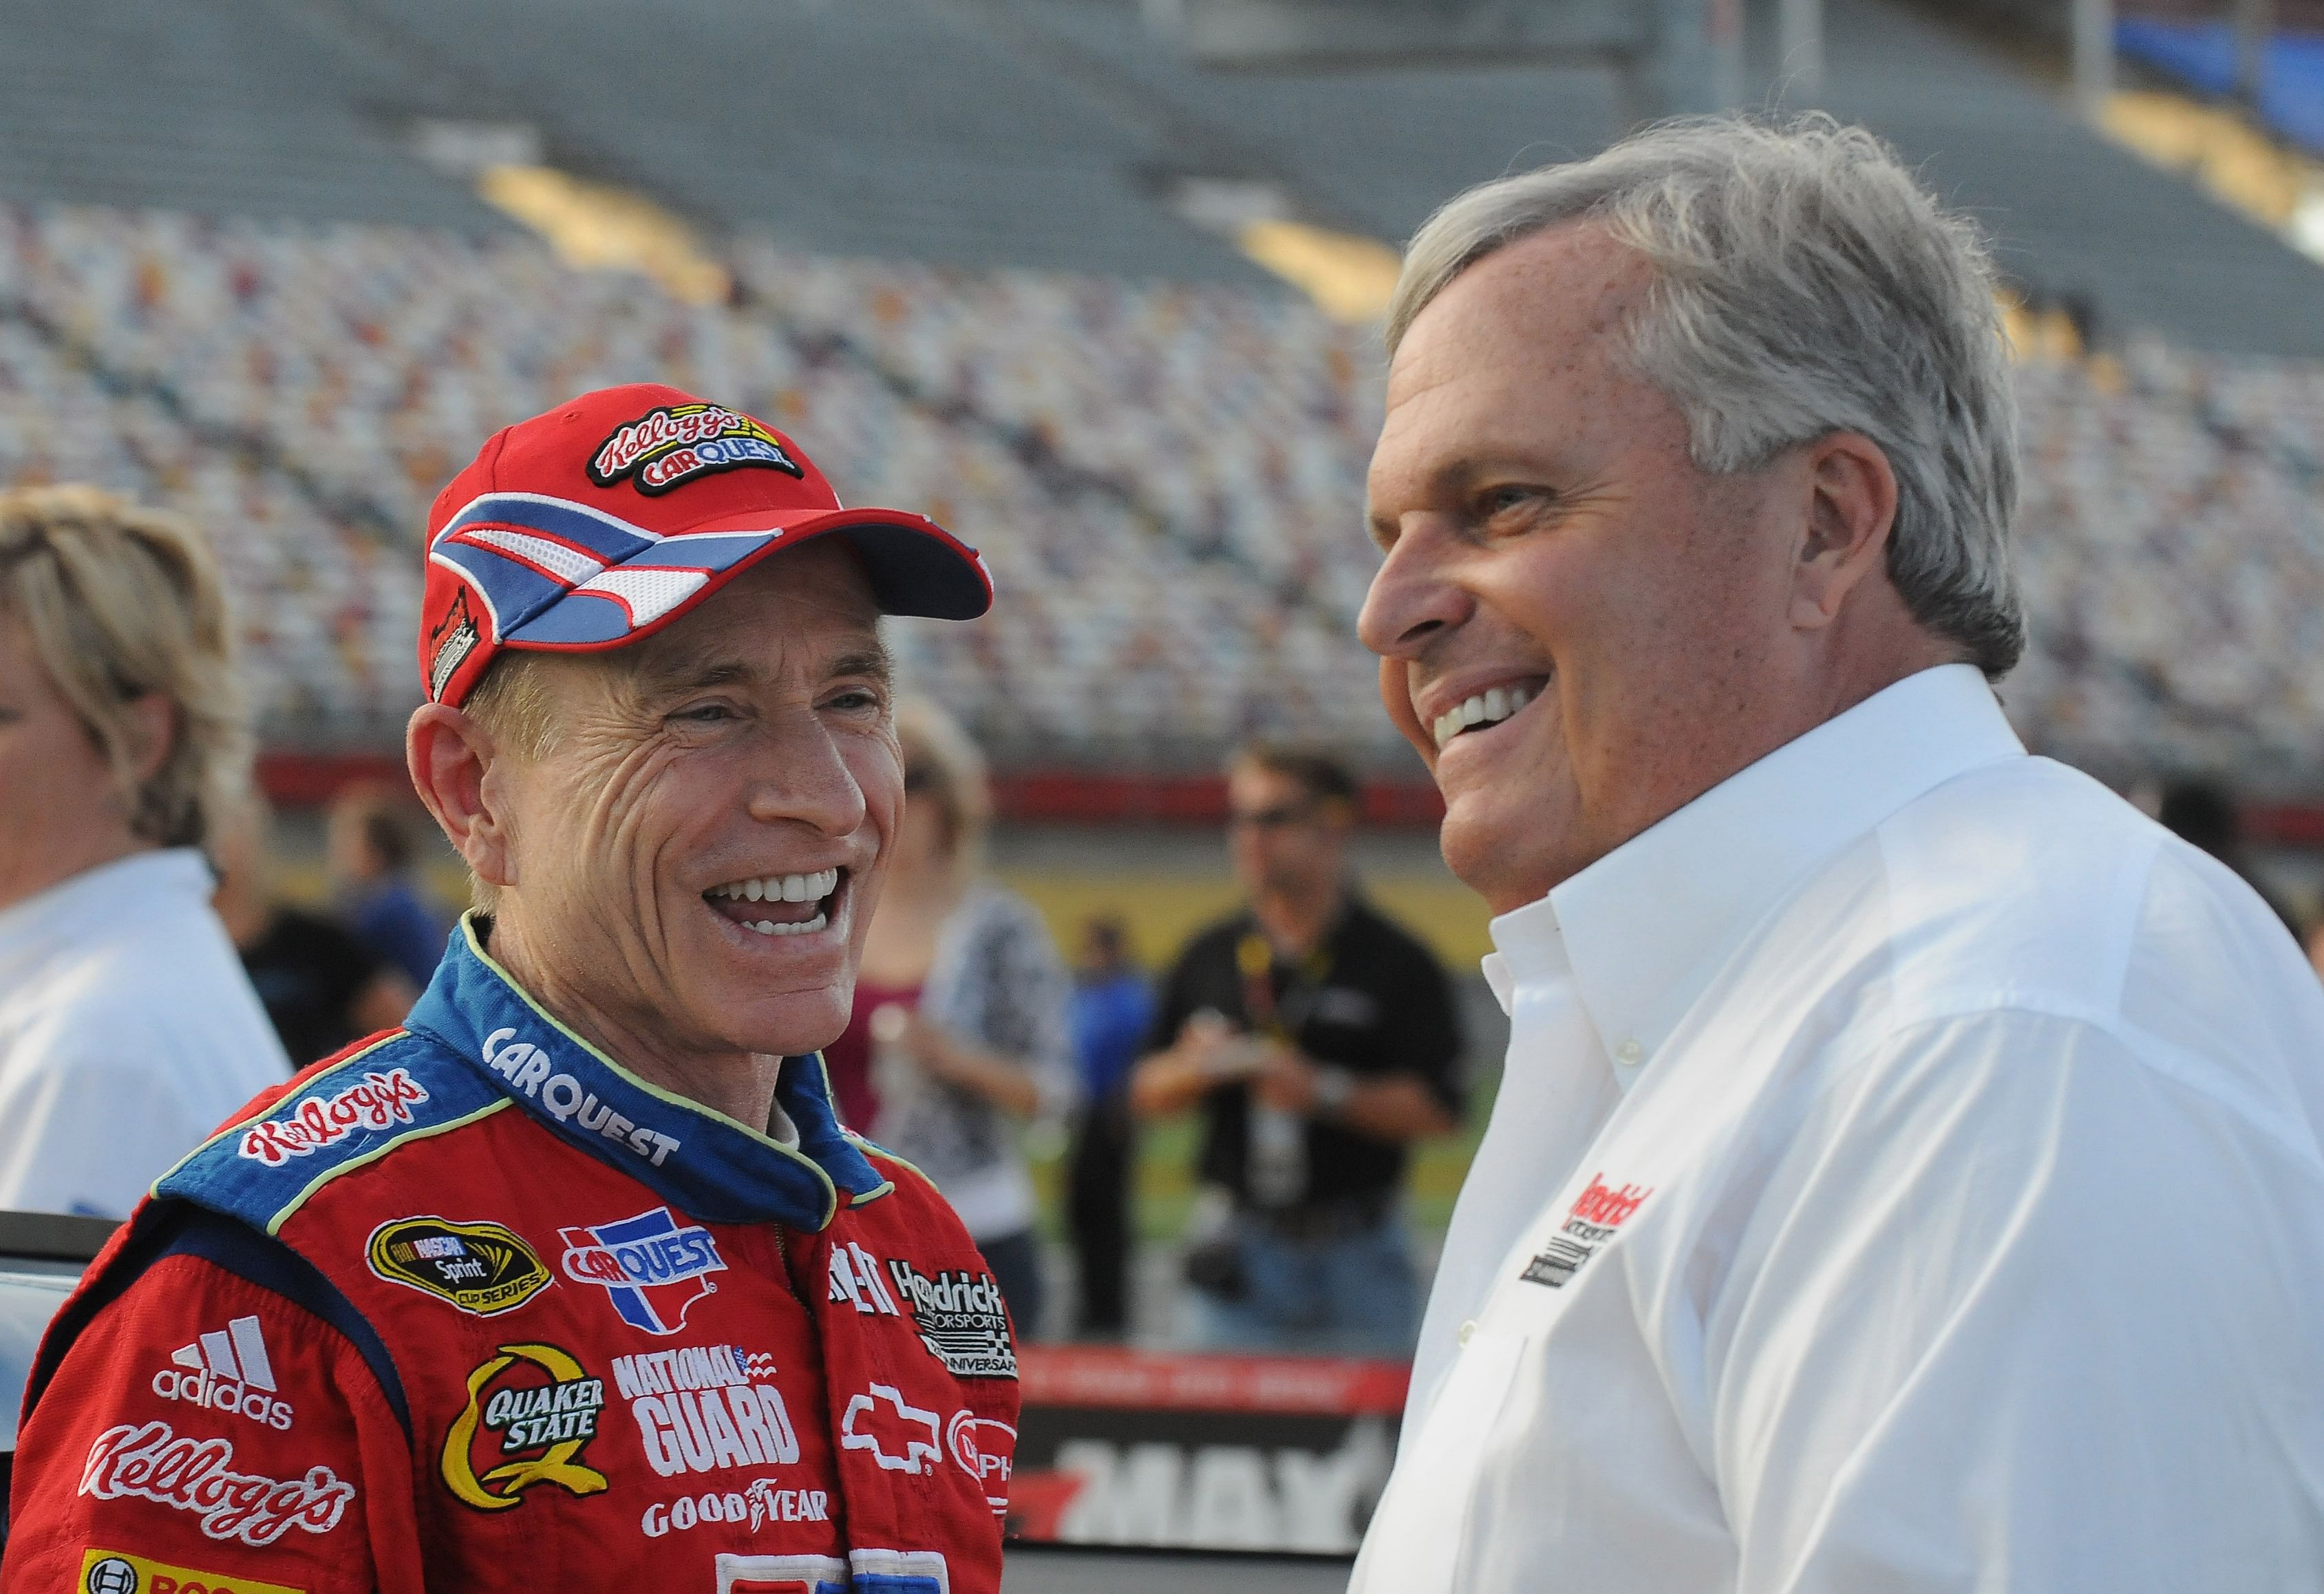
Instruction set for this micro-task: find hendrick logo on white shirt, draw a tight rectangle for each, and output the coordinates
[151,1314,294,1430]
[1519,1172,1652,1290]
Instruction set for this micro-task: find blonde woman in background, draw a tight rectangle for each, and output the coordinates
[0,487,288,1217]
[823,699,1076,1333]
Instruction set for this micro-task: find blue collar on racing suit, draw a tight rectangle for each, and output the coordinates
[158,915,891,1235]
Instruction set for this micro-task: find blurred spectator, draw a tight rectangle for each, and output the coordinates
[328,780,449,986]
[1065,915,1155,1338]
[2157,778,2302,935]
[0,486,289,1217]
[212,798,416,1067]
[829,700,1076,1332]
[1131,744,1462,1355]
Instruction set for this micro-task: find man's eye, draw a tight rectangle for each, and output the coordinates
[826,689,883,713]
[1483,486,1542,515]
[674,703,737,723]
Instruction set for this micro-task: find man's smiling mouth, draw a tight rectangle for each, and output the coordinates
[705,868,843,937]
[1430,677,1549,750]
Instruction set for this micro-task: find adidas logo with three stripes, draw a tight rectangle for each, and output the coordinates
[149,1314,295,1431]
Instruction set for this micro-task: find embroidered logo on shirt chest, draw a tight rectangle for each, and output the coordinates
[1519,1172,1654,1289]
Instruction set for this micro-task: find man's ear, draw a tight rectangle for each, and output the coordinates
[407,703,516,892]
[1788,432,1900,633]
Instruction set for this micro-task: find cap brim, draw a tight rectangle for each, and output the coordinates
[695,504,993,622]
[491,502,991,656]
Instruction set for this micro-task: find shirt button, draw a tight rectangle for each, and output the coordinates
[1458,1319,1477,1346]
[1617,1039,1644,1065]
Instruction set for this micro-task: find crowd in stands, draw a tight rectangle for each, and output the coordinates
[6,202,2324,783]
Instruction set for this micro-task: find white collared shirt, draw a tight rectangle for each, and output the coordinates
[1354,665,2324,1593]
[0,849,290,1218]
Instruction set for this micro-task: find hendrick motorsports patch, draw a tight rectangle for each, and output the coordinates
[885,1260,1018,1380]
[587,402,802,495]
[368,1217,553,1317]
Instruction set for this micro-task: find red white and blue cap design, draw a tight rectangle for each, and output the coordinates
[418,383,993,709]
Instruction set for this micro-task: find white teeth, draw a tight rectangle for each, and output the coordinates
[712,869,840,904]
[743,913,829,938]
[1431,684,1539,750]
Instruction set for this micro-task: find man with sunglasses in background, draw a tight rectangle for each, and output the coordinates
[1131,744,1463,1354]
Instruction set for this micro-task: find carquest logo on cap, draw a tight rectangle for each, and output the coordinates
[588,403,803,496]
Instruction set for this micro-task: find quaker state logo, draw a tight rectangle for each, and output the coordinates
[442,1342,609,1512]
[369,1217,552,1317]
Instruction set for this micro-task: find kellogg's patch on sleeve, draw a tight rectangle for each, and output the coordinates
[82,1547,308,1594]
[367,1217,552,1316]
[588,403,802,495]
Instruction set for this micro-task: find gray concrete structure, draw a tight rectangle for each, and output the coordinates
[0,0,2314,350]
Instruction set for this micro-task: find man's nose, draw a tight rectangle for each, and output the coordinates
[1357,520,1471,659]
[747,708,871,834]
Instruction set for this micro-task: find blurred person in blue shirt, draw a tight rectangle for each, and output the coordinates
[1066,915,1154,1337]
[327,780,449,987]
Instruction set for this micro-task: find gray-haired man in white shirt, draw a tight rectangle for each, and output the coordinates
[1350,116,2324,1593]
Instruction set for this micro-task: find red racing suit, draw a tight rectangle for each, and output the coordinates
[2,920,1018,1594]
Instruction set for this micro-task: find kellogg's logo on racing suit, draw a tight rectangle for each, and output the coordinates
[77,1422,355,1546]
[236,1070,429,1167]
[586,403,802,496]
[559,1207,725,1335]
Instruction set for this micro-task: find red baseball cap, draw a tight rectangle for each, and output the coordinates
[418,383,992,708]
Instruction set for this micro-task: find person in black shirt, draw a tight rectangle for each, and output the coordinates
[213,798,418,1067]
[1133,743,1462,1354]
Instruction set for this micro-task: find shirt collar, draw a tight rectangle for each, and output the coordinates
[1481,894,1572,1017]
[1540,664,2024,1074]
[403,915,891,1228]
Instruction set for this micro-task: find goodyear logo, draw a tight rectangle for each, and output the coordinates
[441,1343,608,1513]
[81,1549,306,1594]
[367,1217,551,1317]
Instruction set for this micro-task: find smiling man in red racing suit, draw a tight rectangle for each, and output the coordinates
[2,384,1018,1594]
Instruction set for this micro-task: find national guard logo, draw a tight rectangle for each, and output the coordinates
[441,1343,609,1512]
[368,1217,553,1317]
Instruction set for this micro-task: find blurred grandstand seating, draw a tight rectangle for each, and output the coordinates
[4,200,2324,787]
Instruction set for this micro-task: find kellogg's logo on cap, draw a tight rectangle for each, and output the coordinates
[586,403,803,496]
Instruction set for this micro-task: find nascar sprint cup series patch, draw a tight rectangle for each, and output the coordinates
[367,1216,553,1317]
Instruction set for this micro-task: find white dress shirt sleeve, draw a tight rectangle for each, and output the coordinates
[1712,1008,2324,1593]
[0,1039,224,1219]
